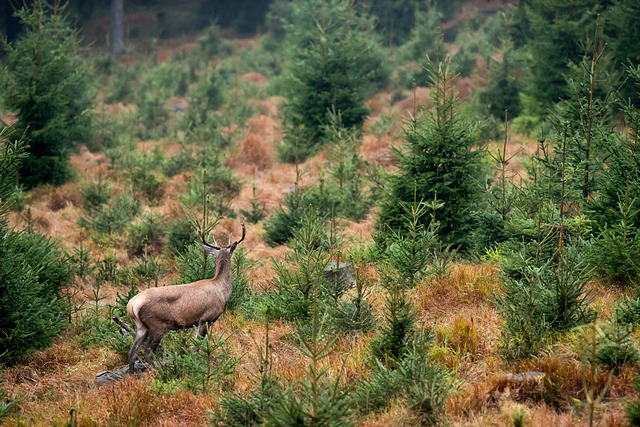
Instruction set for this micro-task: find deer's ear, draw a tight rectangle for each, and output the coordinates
[202,245,220,257]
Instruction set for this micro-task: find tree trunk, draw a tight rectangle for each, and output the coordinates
[110,0,124,57]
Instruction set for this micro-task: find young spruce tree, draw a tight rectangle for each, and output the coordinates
[377,54,486,250]
[278,0,388,162]
[2,0,95,188]
[0,127,72,363]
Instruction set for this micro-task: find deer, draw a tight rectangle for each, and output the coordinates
[125,222,245,375]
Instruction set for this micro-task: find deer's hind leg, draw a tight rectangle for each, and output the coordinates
[143,332,163,368]
[128,326,148,374]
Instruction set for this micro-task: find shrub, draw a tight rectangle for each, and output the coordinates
[81,177,111,210]
[174,242,217,285]
[194,23,232,58]
[616,296,640,325]
[67,240,95,283]
[0,129,72,363]
[166,218,197,254]
[377,54,486,251]
[208,310,280,426]
[124,149,167,202]
[0,372,18,421]
[180,168,240,219]
[129,254,167,289]
[626,377,640,427]
[3,2,95,188]
[263,189,306,246]
[78,192,141,235]
[497,244,593,361]
[357,336,453,424]
[596,319,639,370]
[155,331,239,394]
[186,72,225,130]
[277,0,388,162]
[0,231,72,363]
[267,211,330,324]
[330,248,377,334]
[127,213,166,257]
[239,181,266,224]
[262,269,352,427]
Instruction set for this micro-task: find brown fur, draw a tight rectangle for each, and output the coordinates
[126,226,244,374]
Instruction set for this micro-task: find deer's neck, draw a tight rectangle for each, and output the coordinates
[213,255,233,299]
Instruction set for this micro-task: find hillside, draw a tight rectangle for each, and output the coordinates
[1,1,640,426]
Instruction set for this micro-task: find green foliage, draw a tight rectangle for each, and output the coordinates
[371,197,445,363]
[95,251,120,285]
[103,61,139,104]
[180,167,240,220]
[124,149,167,202]
[596,318,639,370]
[126,213,166,257]
[586,67,640,286]
[186,72,225,130]
[616,295,640,326]
[398,7,442,88]
[210,378,281,426]
[131,60,191,139]
[67,240,95,283]
[2,1,95,188]
[521,0,600,116]
[267,211,330,324]
[0,231,72,363]
[128,254,167,289]
[0,128,28,227]
[383,198,437,289]
[477,17,524,120]
[155,331,239,394]
[369,1,430,46]
[264,189,307,246]
[240,181,267,224]
[573,318,615,426]
[209,310,280,426]
[450,14,500,78]
[470,127,519,256]
[194,23,232,58]
[81,175,111,211]
[78,192,141,235]
[227,247,256,314]
[602,0,640,105]
[626,378,640,426]
[626,400,640,427]
[588,208,640,288]
[369,267,416,363]
[357,337,453,425]
[496,245,592,361]
[277,0,388,162]
[0,372,18,421]
[263,270,352,427]
[166,218,197,255]
[174,242,217,284]
[378,55,486,250]
[73,304,131,358]
[0,130,72,363]
[330,248,377,334]
[162,145,198,178]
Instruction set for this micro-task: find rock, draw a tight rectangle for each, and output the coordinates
[282,184,296,194]
[323,262,356,288]
[96,361,149,386]
[501,371,544,383]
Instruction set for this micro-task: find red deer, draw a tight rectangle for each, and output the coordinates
[126,223,245,374]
